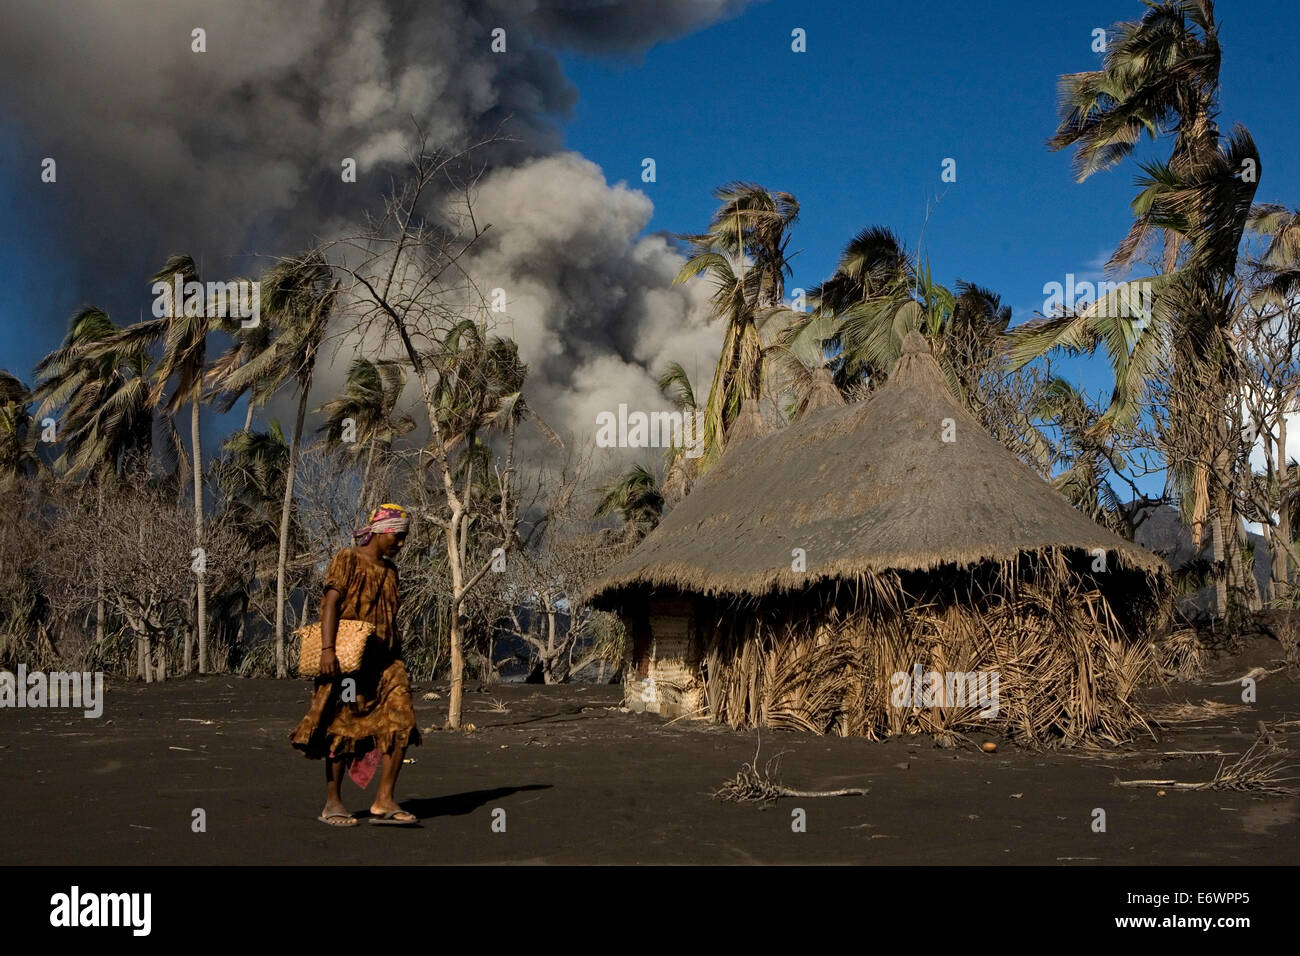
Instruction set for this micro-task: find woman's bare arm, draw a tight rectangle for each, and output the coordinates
[320,588,342,678]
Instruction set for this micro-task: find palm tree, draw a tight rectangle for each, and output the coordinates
[315,358,414,519]
[1012,0,1259,616]
[206,315,274,430]
[33,307,160,650]
[674,183,799,471]
[775,224,1013,416]
[33,307,159,478]
[419,319,558,727]
[594,464,665,542]
[214,423,291,558]
[206,423,291,673]
[656,361,701,502]
[799,226,914,392]
[0,372,36,490]
[680,182,800,308]
[106,255,217,669]
[218,252,338,678]
[837,272,1014,409]
[1049,0,1223,273]
[1247,204,1300,304]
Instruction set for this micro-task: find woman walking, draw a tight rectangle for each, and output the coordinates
[290,503,420,826]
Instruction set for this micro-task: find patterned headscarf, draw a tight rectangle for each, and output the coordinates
[354,503,409,545]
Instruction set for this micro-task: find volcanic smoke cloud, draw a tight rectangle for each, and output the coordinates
[0,0,749,449]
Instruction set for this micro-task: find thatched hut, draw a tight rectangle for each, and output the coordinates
[585,332,1170,745]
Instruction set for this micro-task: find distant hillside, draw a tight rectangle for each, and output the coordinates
[1130,503,1270,617]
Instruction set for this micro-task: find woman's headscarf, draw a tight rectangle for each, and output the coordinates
[354,503,409,545]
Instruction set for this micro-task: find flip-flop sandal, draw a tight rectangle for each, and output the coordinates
[318,812,359,827]
[369,810,419,826]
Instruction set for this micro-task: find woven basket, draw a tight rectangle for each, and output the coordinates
[296,619,375,677]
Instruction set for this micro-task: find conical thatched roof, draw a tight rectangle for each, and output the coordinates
[586,331,1167,605]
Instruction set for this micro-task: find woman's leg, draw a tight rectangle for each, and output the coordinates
[370,743,415,821]
[321,756,356,825]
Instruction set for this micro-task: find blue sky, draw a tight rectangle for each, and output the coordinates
[558,0,1300,398]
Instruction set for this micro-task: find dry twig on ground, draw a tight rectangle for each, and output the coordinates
[713,739,869,806]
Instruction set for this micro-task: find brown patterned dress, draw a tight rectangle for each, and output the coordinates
[289,547,421,759]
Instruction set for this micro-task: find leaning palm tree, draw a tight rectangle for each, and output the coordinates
[1049,0,1223,275]
[205,314,274,430]
[1008,1,1263,618]
[1021,0,1228,421]
[33,307,159,478]
[33,306,160,650]
[680,182,800,309]
[1014,138,1260,612]
[594,464,665,543]
[674,183,799,472]
[218,251,338,678]
[315,358,415,519]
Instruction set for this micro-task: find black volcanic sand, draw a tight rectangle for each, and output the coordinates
[3,638,1297,865]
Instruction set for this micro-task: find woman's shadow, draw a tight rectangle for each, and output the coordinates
[399,784,551,820]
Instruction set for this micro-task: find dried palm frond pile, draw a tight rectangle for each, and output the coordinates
[1154,626,1205,680]
[1147,698,1248,723]
[1117,740,1300,795]
[698,551,1163,746]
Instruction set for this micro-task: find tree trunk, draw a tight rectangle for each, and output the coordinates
[1212,508,1229,617]
[1238,516,1262,611]
[95,480,105,648]
[544,602,558,685]
[193,398,208,673]
[358,437,377,521]
[446,516,465,728]
[243,399,254,432]
[274,386,309,679]
[448,610,465,725]
[1224,512,1258,613]
[1273,416,1291,598]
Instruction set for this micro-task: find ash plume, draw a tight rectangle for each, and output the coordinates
[0,0,746,447]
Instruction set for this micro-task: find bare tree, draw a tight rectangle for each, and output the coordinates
[1233,290,1300,602]
[323,129,542,727]
[500,455,630,683]
[40,473,249,679]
